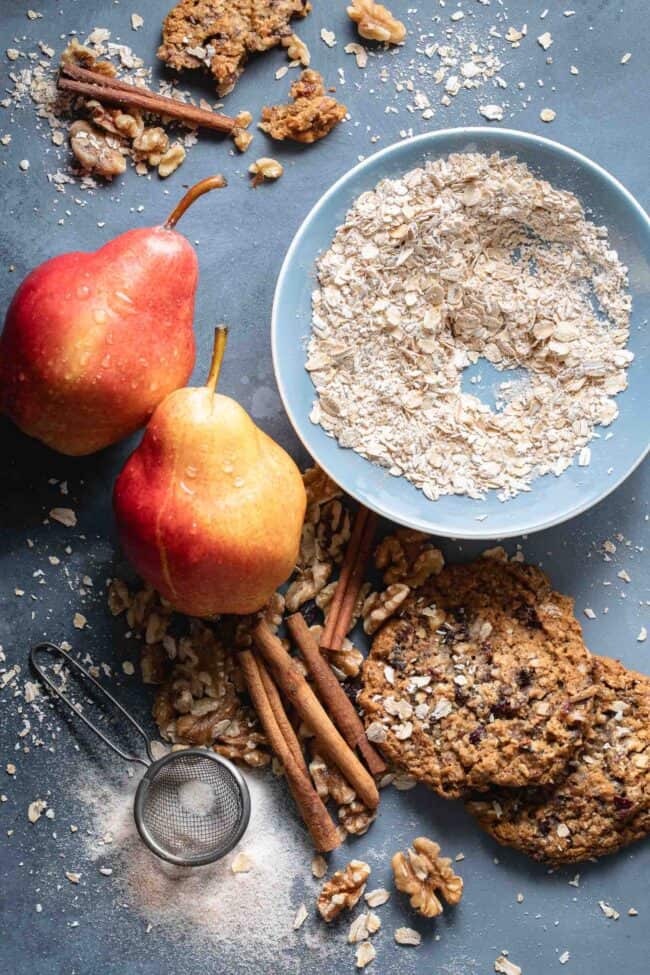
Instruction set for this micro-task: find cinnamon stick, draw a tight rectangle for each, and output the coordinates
[319,506,369,652]
[253,621,380,811]
[58,62,236,133]
[257,657,307,776]
[320,507,378,653]
[287,613,386,777]
[238,648,340,853]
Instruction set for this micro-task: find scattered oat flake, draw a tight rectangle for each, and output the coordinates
[617,569,631,583]
[65,871,81,884]
[479,104,504,121]
[568,873,580,887]
[559,951,570,965]
[637,627,647,642]
[345,42,368,69]
[365,888,390,907]
[122,661,135,675]
[130,13,144,30]
[516,892,524,903]
[537,32,553,50]
[50,508,77,527]
[293,903,308,929]
[73,613,87,630]
[320,28,336,48]
[540,108,556,123]
[599,900,620,920]
[495,957,522,975]
[355,941,376,968]
[620,52,632,64]
[628,908,638,916]
[28,799,47,823]
[578,446,591,466]
[395,927,421,946]
[231,852,253,873]
[584,608,596,620]
[19,159,30,171]
[312,854,328,878]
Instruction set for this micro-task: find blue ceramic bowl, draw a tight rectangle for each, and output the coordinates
[272,128,650,539]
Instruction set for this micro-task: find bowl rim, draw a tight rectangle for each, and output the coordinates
[271,126,650,539]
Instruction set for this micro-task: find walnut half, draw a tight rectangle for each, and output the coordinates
[69,121,126,178]
[392,837,463,918]
[347,0,406,45]
[317,860,370,922]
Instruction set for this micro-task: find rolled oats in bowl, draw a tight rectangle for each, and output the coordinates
[306,151,633,502]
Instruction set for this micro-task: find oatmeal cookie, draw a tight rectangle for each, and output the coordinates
[158,0,311,96]
[467,656,650,863]
[259,69,347,143]
[359,560,596,798]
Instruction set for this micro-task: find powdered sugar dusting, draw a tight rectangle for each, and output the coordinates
[78,766,318,959]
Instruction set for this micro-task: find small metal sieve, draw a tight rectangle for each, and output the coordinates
[30,642,251,867]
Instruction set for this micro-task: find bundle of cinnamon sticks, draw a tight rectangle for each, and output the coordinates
[239,505,386,853]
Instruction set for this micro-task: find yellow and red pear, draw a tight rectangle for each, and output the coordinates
[0,176,225,456]
[113,328,307,616]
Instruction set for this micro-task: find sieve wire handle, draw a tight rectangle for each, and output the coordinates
[30,642,154,767]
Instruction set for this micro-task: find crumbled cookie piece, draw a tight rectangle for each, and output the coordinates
[392,837,463,917]
[468,656,650,863]
[347,0,406,44]
[317,860,370,921]
[360,560,596,798]
[249,156,283,186]
[158,0,312,96]
[282,32,310,65]
[259,70,346,143]
[69,120,126,178]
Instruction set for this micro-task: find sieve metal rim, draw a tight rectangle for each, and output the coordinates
[133,748,251,867]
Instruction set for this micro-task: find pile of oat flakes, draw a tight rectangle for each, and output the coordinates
[308,151,632,500]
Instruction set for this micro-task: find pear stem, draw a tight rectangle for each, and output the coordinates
[164,175,227,230]
[206,327,229,395]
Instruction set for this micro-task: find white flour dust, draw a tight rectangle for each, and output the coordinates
[78,766,315,957]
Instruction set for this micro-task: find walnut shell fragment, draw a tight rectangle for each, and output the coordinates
[392,837,463,918]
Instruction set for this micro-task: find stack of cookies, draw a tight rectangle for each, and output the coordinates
[359,558,650,864]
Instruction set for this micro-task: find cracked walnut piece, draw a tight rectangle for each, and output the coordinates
[347,0,406,44]
[69,120,126,178]
[259,70,347,143]
[392,837,463,918]
[375,529,444,587]
[158,0,311,96]
[317,860,370,921]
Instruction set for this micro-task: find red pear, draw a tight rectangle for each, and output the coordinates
[113,328,307,617]
[0,176,225,455]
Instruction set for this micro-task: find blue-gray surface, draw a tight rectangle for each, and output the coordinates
[0,1,648,974]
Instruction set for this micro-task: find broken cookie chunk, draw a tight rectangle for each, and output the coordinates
[259,69,346,143]
[157,0,312,96]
